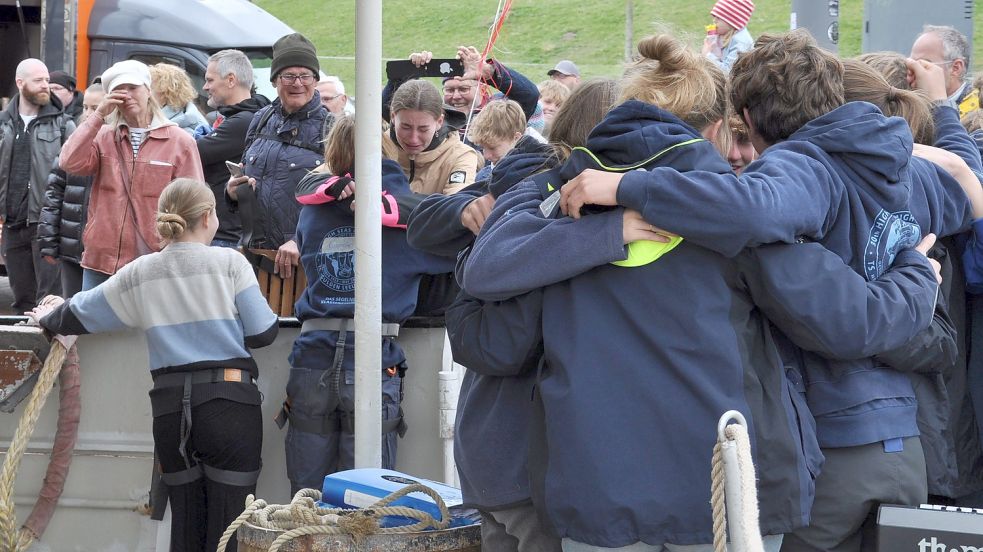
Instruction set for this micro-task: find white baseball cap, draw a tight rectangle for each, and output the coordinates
[101,60,152,93]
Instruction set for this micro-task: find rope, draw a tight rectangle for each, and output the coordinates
[711,417,764,552]
[0,340,68,552]
[727,424,763,552]
[710,439,727,552]
[217,483,454,552]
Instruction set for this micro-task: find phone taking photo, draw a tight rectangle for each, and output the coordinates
[386,59,465,81]
[225,160,244,178]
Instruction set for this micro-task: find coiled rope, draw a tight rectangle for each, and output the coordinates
[0,340,68,552]
[217,483,453,552]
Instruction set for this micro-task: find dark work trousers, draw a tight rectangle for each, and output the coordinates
[1,223,61,312]
[153,399,262,552]
[60,260,83,298]
[781,437,927,552]
[284,361,402,495]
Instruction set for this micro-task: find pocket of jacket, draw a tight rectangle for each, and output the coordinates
[135,161,175,198]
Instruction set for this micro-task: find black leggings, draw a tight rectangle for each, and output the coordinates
[153,399,262,552]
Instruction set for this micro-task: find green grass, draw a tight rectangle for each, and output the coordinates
[254,0,982,94]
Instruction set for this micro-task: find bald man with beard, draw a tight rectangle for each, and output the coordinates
[0,58,75,311]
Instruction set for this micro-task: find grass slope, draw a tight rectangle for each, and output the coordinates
[255,0,981,94]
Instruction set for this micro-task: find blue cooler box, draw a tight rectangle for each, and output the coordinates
[319,468,479,529]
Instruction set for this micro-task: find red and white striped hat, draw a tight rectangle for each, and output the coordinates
[711,0,755,31]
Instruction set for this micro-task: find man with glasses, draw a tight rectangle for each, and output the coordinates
[227,33,329,279]
[911,25,977,115]
[316,77,352,116]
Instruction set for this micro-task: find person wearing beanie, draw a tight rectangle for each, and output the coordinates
[703,0,755,72]
[226,32,329,280]
[49,70,83,122]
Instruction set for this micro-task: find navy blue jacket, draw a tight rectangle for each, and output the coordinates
[611,102,974,448]
[290,160,454,370]
[239,93,328,248]
[409,138,556,510]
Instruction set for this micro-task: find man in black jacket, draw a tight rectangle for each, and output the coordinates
[198,49,270,247]
[0,58,75,312]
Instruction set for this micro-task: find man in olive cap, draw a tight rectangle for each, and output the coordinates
[227,33,329,278]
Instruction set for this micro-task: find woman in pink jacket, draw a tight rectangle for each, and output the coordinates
[59,60,203,290]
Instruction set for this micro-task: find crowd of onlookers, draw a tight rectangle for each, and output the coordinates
[8,0,983,549]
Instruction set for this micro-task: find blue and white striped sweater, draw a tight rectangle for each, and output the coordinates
[42,242,278,373]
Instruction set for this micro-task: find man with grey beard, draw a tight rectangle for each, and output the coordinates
[0,58,75,311]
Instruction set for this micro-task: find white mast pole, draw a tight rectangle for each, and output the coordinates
[353,0,383,468]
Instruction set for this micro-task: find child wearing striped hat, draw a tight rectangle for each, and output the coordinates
[703,0,755,72]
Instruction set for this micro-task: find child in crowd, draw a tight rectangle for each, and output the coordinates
[281,114,454,494]
[703,0,755,72]
[470,99,527,180]
[537,79,571,131]
[34,178,278,552]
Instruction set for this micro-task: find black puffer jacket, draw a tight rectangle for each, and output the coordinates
[37,162,92,264]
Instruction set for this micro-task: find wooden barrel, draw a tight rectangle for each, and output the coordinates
[236,522,481,552]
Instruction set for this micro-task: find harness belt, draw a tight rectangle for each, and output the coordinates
[152,368,255,389]
[151,368,259,485]
[159,463,262,487]
[300,318,400,337]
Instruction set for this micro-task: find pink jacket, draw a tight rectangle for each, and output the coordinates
[60,112,203,275]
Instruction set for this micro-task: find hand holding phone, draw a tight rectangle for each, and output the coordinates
[387,59,465,81]
[226,160,244,178]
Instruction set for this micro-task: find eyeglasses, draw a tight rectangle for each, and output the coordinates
[278,73,315,85]
[443,85,473,96]
[321,94,342,101]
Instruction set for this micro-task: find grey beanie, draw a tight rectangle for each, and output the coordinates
[270,33,319,82]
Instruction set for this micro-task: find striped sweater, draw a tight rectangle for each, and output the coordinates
[41,242,278,377]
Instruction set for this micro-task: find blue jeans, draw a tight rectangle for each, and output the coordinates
[81,268,110,291]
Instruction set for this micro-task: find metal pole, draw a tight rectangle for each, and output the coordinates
[353,0,383,468]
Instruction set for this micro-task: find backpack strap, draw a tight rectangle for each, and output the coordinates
[241,106,277,156]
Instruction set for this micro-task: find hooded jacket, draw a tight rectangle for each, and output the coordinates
[162,102,209,135]
[0,94,76,225]
[239,92,328,248]
[197,94,271,243]
[464,102,805,545]
[410,137,555,510]
[608,102,974,449]
[59,109,204,275]
[289,159,455,370]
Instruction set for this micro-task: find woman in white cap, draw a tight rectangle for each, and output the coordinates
[59,59,204,290]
